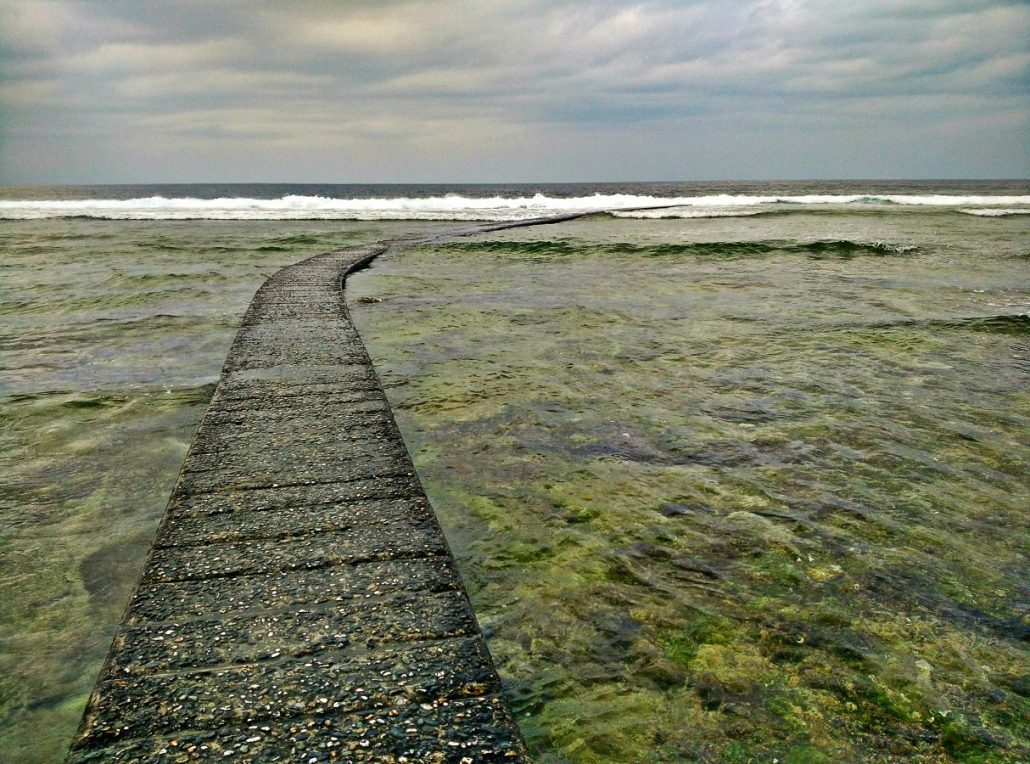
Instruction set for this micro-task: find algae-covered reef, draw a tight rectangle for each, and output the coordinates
[350,213,1030,763]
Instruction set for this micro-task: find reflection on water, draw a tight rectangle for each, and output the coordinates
[0,219,433,763]
[350,213,1030,762]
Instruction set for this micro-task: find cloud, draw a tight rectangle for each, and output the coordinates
[292,13,423,55]
[66,39,243,74]
[0,0,1026,182]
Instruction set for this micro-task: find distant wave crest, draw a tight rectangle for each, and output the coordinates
[1,193,1028,221]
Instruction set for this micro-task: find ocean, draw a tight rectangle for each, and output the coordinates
[1,181,1028,762]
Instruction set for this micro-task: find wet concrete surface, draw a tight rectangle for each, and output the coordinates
[68,243,528,762]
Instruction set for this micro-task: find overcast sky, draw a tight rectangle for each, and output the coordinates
[1,0,1027,183]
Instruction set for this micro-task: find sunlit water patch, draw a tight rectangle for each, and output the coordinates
[350,212,1030,762]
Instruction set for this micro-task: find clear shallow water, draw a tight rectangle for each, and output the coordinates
[349,210,1030,762]
[1,183,1027,763]
[0,218,439,763]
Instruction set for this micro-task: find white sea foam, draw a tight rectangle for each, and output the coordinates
[610,208,769,219]
[956,208,1030,217]
[1,193,1028,220]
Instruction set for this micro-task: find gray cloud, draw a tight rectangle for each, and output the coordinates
[1,0,1027,182]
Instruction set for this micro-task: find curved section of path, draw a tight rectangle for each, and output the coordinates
[67,242,529,762]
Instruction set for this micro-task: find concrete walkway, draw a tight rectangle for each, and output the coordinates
[68,243,528,763]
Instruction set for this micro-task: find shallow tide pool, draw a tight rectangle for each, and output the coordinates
[349,211,1030,762]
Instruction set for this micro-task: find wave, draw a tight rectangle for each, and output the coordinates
[928,313,1030,335]
[6,385,217,408]
[801,240,918,257]
[610,208,773,219]
[1,193,1028,221]
[104,269,233,284]
[957,208,1030,217]
[631,240,918,258]
[447,240,582,257]
[870,314,1030,336]
[448,238,918,259]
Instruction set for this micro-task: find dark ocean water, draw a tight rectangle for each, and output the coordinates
[1,182,1028,762]
[2,179,1029,201]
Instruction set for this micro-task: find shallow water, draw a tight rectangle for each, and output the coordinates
[349,210,1030,762]
[0,219,437,763]
[1,184,1027,762]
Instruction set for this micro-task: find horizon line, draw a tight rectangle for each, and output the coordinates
[3,177,1030,187]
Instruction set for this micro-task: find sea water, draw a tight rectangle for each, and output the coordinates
[1,182,1027,762]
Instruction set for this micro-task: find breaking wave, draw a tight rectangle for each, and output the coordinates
[1,193,1028,221]
[609,208,773,219]
[957,208,1030,217]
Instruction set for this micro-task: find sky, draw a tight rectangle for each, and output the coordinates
[0,0,1027,183]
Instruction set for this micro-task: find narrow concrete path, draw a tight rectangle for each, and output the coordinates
[68,242,528,762]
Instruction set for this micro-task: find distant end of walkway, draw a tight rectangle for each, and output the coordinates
[67,243,528,763]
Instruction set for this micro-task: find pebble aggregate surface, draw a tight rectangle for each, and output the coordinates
[68,243,528,763]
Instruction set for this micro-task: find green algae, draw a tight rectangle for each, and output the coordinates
[0,388,206,763]
[351,212,1030,762]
